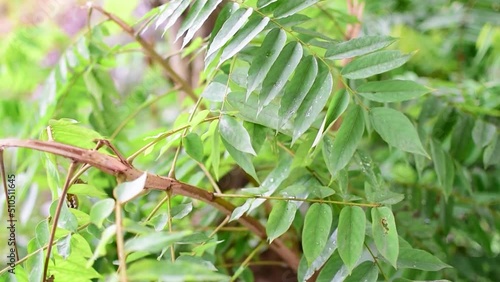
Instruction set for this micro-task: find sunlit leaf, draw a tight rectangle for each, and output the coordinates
[127,260,230,281]
[356,80,430,102]
[247,29,287,99]
[342,50,412,79]
[206,8,253,58]
[326,36,396,59]
[292,60,333,143]
[279,56,318,128]
[114,172,147,203]
[274,0,319,19]
[259,42,303,111]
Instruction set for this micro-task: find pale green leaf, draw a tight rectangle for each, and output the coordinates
[266,200,298,243]
[125,231,191,253]
[56,234,72,259]
[341,50,412,79]
[114,172,147,203]
[259,42,303,111]
[326,36,396,59]
[371,207,399,268]
[357,80,430,102]
[183,132,204,162]
[90,199,115,228]
[155,1,183,29]
[219,115,256,155]
[430,139,455,199]
[48,119,103,149]
[338,206,366,273]
[206,8,253,58]
[127,260,230,281]
[163,0,190,34]
[202,74,229,102]
[323,105,365,177]
[50,200,78,232]
[292,60,333,143]
[303,203,333,265]
[472,119,497,148]
[247,29,287,99]
[219,16,270,66]
[279,56,318,128]
[68,183,107,198]
[274,0,319,19]
[370,107,428,157]
[175,0,208,41]
[398,248,452,271]
[184,0,224,47]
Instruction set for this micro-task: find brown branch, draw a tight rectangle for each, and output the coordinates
[0,139,300,272]
[90,5,199,103]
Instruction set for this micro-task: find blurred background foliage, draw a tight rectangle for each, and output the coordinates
[0,0,499,281]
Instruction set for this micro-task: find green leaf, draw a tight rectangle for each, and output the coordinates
[127,260,230,281]
[219,15,270,66]
[371,207,399,268]
[183,132,204,162]
[338,206,366,273]
[323,105,365,177]
[274,0,319,19]
[343,261,378,282]
[484,136,500,168]
[326,36,396,59]
[430,139,455,199]
[266,200,298,243]
[163,0,190,33]
[247,29,287,99]
[472,119,497,148]
[221,138,258,181]
[114,172,147,203]
[292,60,333,143]
[303,203,332,265]
[90,199,115,228]
[68,183,107,198]
[155,1,183,29]
[50,200,78,232]
[206,7,253,58]
[397,248,451,271]
[279,56,318,128]
[316,251,344,282]
[341,50,412,79]
[259,42,303,111]
[257,0,277,9]
[324,90,350,130]
[175,0,207,42]
[370,107,428,157]
[219,115,256,155]
[124,231,191,253]
[185,0,223,48]
[211,126,221,179]
[356,80,430,102]
[48,119,103,149]
[202,74,229,102]
[56,234,72,259]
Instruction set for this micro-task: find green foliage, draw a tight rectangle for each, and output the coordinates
[1,0,498,281]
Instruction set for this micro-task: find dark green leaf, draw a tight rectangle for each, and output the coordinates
[343,261,378,282]
[371,207,399,268]
[338,206,366,273]
[341,50,412,79]
[303,203,333,265]
[430,139,455,199]
[279,56,318,128]
[247,29,287,99]
[370,107,428,157]
[326,36,396,59]
[323,105,365,177]
[221,138,258,180]
[292,60,333,143]
[219,115,256,155]
[356,80,430,102]
[257,0,277,8]
[484,136,500,168]
[259,42,303,111]
[316,252,344,282]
